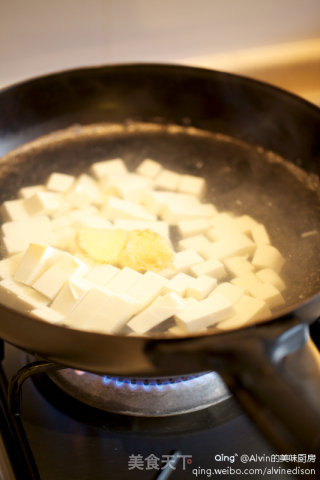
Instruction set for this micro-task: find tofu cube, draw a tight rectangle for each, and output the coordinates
[90,158,128,179]
[101,196,156,221]
[247,282,285,309]
[161,201,216,225]
[31,307,65,323]
[186,275,217,300]
[105,267,143,294]
[256,268,286,292]
[163,272,195,297]
[178,174,206,198]
[211,282,244,304]
[0,279,48,313]
[223,256,254,276]
[24,191,62,216]
[234,215,260,234]
[251,224,270,245]
[127,270,168,312]
[154,169,181,191]
[1,216,54,255]
[127,292,186,334]
[231,272,261,293]
[14,243,59,285]
[175,292,234,333]
[177,218,211,237]
[173,250,204,273]
[65,174,104,208]
[136,159,163,179]
[0,252,24,279]
[85,264,120,286]
[202,234,255,261]
[252,245,285,273]
[18,185,45,199]
[0,199,31,222]
[217,295,271,331]
[178,234,212,254]
[46,172,75,193]
[50,277,93,315]
[190,258,226,279]
[100,173,152,203]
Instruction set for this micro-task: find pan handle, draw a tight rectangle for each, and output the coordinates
[147,318,320,454]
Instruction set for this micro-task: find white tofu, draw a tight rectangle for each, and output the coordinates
[136,159,163,179]
[223,256,254,276]
[216,295,271,331]
[161,202,217,225]
[65,206,100,228]
[256,268,286,292]
[173,250,204,273]
[66,287,138,334]
[252,245,285,273]
[0,252,24,279]
[175,292,234,333]
[177,174,206,198]
[105,267,143,294]
[90,158,128,179]
[101,196,156,221]
[14,243,59,285]
[127,292,186,334]
[251,224,270,245]
[178,234,212,254]
[50,277,93,315]
[46,172,75,193]
[231,272,261,293]
[31,307,65,323]
[186,275,217,300]
[234,215,260,235]
[113,219,169,239]
[212,282,244,304]
[208,213,238,239]
[0,199,31,222]
[86,264,120,286]
[247,282,285,309]
[177,218,211,237]
[52,226,76,250]
[65,174,105,208]
[190,258,226,279]
[18,185,45,199]
[1,216,54,255]
[163,272,195,297]
[127,270,167,312]
[78,215,113,230]
[201,234,255,261]
[142,191,197,215]
[154,169,181,191]
[0,279,48,313]
[32,253,87,299]
[23,191,62,216]
[100,173,152,203]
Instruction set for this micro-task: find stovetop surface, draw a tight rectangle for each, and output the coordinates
[0,343,297,480]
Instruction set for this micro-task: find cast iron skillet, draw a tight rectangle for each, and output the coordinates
[0,64,320,456]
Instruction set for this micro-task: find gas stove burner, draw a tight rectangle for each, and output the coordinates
[47,368,231,417]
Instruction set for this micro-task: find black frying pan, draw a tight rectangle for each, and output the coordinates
[0,64,320,457]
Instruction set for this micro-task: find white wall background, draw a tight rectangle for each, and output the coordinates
[1,0,320,86]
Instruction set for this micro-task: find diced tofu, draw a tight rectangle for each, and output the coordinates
[52,226,76,250]
[105,267,143,294]
[127,270,167,312]
[256,268,286,292]
[216,295,271,331]
[0,199,31,222]
[113,219,169,239]
[46,172,75,193]
[163,272,195,297]
[161,202,217,225]
[247,282,285,309]
[1,216,54,255]
[154,169,181,191]
[234,215,260,234]
[50,277,93,315]
[231,272,261,293]
[101,196,156,221]
[0,252,24,279]
[17,185,44,199]
[31,307,65,323]
[127,292,186,334]
[136,159,163,179]
[65,174,105,208]
[65,288,138,334]
[186,275,217,300]
[178,174,206,198]
[252,245,285,273]
[207,213,238,240]
[23,191,62,216]
[212,282,244,304]
[90,158,128,179]
[65,206,100,228]
[251,224,270,245]
[190,258,226,279]
[14,243,59,285]
[177,218,211,237]
[0,279,48,313]
[85,264,120,286]
[175,292,234,333]
[100,173,152,203]
[223,256,254,276]
[173,250,204,273]
[32,253,87,299]
[178,234,212,254]
[142,191,197,215]
[202,234,255,261]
